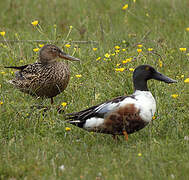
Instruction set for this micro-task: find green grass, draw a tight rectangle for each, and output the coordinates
[0,0,189,179]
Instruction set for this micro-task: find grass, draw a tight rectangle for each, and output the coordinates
[0,0,189,179]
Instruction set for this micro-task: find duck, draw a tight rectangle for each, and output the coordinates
[5,44,80,104]
[65,65,177,140]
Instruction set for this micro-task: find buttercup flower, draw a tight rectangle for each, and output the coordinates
[185,27,189,32]
[159,59,163,68]
[138,153,142,157]
[65,44,71,48]
[171,94,178,98]
[61,102,67,107]
[93,48,97,51]
[122,4,128,10]
[69,26,73,29]
[184,78,189,83]
[129,68,134,72]
[148,48,153,51]
[31,20,39,26]
[39,44,44,48]
[0,31,5,36]
[137,49,142,53]
[104,53,110,58]
[33,48,39,52]
[65,127,71,131]
[137,44,143,48]
[114,46,120,49]
[96,57,101,61]
[75,74,82,78]
[179,48,186,52]
[115,50,120,53]
[115,68,125,72]
[0,101,3,105]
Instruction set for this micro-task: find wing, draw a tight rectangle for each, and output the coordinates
[66,95,135,122]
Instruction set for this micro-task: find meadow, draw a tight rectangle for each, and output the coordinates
[0,0,189,179]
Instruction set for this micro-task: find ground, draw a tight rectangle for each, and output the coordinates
[0,0,189,179]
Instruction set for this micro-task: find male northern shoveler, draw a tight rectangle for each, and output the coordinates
[65,65,177,140]
[5,44,80,104]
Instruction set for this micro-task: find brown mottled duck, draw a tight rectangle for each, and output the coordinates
[5,44,80,104]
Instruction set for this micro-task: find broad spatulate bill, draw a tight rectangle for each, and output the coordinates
[65,65,177,140]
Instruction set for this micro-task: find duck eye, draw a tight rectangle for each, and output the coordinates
[145,67,150,71]
[52,48,57,52]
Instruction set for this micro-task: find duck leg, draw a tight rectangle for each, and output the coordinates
[122,130,128,141]
[112,134,117,140]
[51,97,54,104]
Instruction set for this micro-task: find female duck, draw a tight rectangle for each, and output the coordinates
[5,44,80,104]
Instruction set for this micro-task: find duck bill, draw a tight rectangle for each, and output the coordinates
[59,52,80,61]
[153,71,177,83]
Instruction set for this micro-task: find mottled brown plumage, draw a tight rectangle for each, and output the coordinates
[5,44,80,103]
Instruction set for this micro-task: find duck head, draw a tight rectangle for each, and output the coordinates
[39,44,80,64]
[133,65,177,91]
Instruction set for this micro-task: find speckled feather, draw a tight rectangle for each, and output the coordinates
[9,62,70,98]
[5,44,80,100]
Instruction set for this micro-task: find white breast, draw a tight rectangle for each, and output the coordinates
[134,90,156,122]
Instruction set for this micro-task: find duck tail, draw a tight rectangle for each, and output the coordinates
[67,120,85,128]
[4,65,28,70]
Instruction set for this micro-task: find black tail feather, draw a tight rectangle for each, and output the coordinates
[4,65,28,70]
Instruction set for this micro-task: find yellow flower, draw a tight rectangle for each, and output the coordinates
[115,68,125,72]
[184,78,189,83]
[61,102,67,107]
[96,57,101,61]
[75,74,82,78]
[104,53,110,58]
[111,53,115,56]
[122,49,126,52]
[137,44,143,48]
[93,48,97,51]
[137,49,142,53]
[116,63,120,67]
[65,127,71,131]
[122,58,132,64]
[179,48,187,52]
[0,101,3,105]
[69,25,73,29]
[159,59,163,68]
[115,49,120,53]
[0,31,5,36]
[185,27,189,32]
[33,48,39,52]
[114,46,120,49]
[152,116,156,120]
[148,48,153,51]
[38,44,44,48]
[122,4,128,10]
[31,20,39,26]
[1,71,6,74]
[65,44,71,48]
[181,75,184,78]
[138,153,142,157]
[129,68,134,72]
[171,94,179,98]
